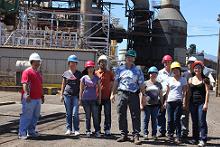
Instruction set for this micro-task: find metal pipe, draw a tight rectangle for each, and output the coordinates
[0,22,2,46]
[216,14,220,97]
[131,0,149,10]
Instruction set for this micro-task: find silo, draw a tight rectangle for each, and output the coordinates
[152,0,187,65]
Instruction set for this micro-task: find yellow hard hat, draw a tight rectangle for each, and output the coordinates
[171,61,181,69]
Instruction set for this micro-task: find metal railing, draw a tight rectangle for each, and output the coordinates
[2,29,78,49]
[0,10,110,54]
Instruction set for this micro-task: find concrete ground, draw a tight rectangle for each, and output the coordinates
[0,91,220,147]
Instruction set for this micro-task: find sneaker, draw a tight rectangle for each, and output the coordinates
[143,134,148,140]
[158,133,166,137]
[86,131,92,137]
[133,136,142,145]
[104,130,111,136]
[116,135,128,142]
[152,135,157,140]
[189,139,199,145]
[95,132,101,138]
[27,132,40,138]
[65,130,72,135]
[167,134,174,142]
[198,140,205,147]
[74,131,80,137]
[182,133,188,138]
[18,135,28,140]
[175,138,182,144]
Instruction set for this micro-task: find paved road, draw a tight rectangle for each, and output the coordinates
[0,91,220,147]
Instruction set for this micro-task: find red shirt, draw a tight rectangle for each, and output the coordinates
[21,67,43,99]
[95,69,114,100]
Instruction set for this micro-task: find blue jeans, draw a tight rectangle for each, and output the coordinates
[64,95,79,131]
[190,103,208,142]
[143,105,158,136]
[19,98,41,136]
[82,100,100,132]
[98,99,111,131]
[157,104,166,135]
[167,101,183,139]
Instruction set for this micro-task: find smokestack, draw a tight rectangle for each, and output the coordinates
[131,0,149,10]
[161,0,180,10]
[79,0,92,48]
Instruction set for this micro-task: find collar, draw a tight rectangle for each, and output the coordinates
[162,68,171,75]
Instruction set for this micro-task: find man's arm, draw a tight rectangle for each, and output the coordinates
[110,80,119,103]
[22,83,31,102]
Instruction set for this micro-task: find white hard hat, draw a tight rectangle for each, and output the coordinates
[97,55,108,63]
[188,56,197,62]
[29,52,41,63]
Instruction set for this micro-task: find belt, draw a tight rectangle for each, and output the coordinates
[118,89,139,95]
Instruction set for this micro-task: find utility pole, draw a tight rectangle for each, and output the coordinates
[216,14,220,97]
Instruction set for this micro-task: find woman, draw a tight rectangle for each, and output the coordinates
[60,54,82,136]
[189,60,209,147]
[164,61,187,144]
[79,60,101,137]
[140,66,162,140]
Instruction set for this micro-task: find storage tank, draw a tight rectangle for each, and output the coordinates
[152,0,187,65]
[161,0,180,9]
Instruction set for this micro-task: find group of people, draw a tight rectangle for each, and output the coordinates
[18,50,210,147]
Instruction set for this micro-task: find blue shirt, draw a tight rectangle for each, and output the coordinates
[115,64,144,93]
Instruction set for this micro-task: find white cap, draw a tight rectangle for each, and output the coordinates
[97,55,108,63]
[29,52,42,63]
[188,56,197,62]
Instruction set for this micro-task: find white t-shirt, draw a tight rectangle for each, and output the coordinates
[167,77,187,102]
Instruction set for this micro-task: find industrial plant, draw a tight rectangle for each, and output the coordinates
[0,0,217,91]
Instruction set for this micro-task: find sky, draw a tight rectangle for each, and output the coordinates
[104,0,220,57]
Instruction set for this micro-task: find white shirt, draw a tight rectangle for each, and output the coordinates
[167,77,187,102]
[157,68,172,96]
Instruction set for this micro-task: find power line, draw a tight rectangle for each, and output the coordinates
[188,34,219,37]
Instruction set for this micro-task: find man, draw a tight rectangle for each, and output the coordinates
[19,53,44,140]
[95,55,114,136]
[181,56,197,138]
[110,50,145,145]
[157,54,173,137]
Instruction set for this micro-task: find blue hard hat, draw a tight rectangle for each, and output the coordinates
[67,54,79,63]
[148,66,158,74]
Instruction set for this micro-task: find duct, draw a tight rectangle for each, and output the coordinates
[161,0,180,9]
[131,0,149,10]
